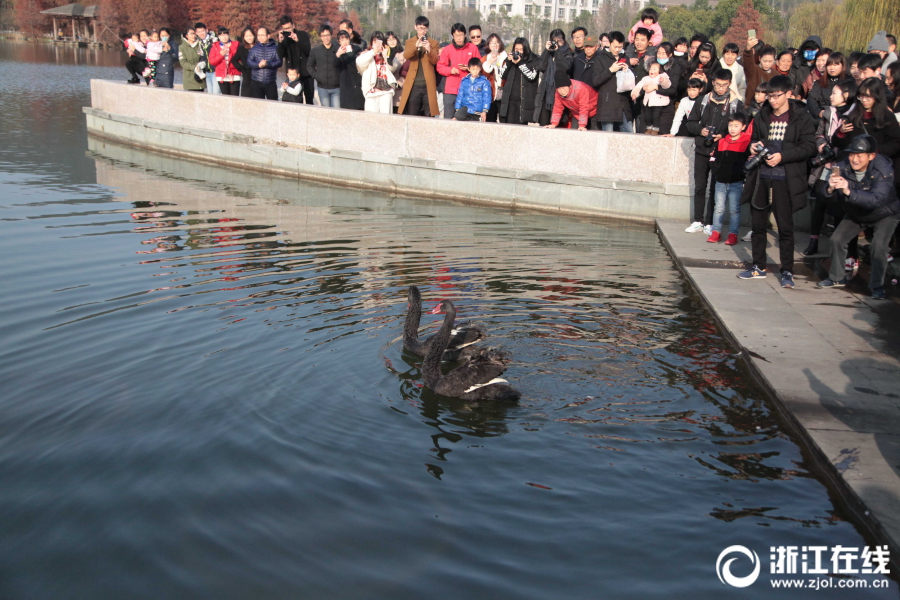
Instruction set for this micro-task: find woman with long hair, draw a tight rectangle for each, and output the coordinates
[886,61,900,115]
[686,41,717,94]
[357,31,399,114]
[833,77,900,174]
[480,33,506,122]
[232,28,256,97]
[806,52,846,118]
[499,37,540,125]
[535,28,573,125]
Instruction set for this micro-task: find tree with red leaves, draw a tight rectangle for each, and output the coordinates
[723,0,764,49]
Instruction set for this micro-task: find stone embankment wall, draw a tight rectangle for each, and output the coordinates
[86,79,696,223]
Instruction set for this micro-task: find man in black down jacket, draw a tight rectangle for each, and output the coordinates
[737,75,817,289]
[593,31,633,132]
[307,26,341,107]
[817,135,900,299]
[276,15,313,104]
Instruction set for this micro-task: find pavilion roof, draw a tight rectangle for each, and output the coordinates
[40,3,97,18]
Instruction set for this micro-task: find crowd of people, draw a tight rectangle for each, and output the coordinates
[121,11,900,299]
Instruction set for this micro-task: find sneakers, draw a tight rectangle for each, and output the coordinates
[803,238,819,256]
[703,224,712,236]
[817,277,847,288]
[845,257,858,272]
[141,67,151,77]
[872,287,886,300]
[725,233,738,245]
[738,265,767,279]
[685,221,704,233]
[781,271,794,289]
[707,231,721,243]
[742,231,753,242]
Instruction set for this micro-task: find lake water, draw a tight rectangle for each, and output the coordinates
[0,41,894,599]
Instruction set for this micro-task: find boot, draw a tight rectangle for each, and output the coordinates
[645,127,653,135]
[803,238,819,256]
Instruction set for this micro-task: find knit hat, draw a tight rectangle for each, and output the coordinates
[868,30,890,52]
[554,70,571,88]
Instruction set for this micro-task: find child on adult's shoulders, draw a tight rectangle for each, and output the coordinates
[628,7,663,47]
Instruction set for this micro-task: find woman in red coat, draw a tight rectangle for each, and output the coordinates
[209,26,243,96]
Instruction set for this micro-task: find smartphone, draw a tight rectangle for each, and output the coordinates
[831,167,841,177]
[617,57,626,64]
[748,29,756,39]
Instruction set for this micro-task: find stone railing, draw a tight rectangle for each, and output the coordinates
[86,79,696,222]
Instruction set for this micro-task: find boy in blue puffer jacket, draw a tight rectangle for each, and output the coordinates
[453,58,492,122]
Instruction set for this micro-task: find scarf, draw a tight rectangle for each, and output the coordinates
[372,53,392,92]
[711,89,730,104]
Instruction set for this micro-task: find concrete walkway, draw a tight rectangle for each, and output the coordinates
[656,218,900,560]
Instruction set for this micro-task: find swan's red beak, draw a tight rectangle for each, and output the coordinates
[431,303,443,314]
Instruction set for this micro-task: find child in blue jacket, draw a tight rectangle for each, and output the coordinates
[453,58,492,121]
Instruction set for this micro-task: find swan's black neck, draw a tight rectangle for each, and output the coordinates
[403,292,422,347]
[422,302,456,385]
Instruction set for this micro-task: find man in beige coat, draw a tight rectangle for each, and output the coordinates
[399,16,440,117]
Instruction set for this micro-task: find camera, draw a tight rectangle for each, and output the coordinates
[548,40,558,51]
[420,35,427,43]
[703,125,717,147]
[811,144,835,168]
[512,50,521,60]
[744,143,771,173]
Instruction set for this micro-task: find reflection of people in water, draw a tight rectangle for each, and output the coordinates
[137,242,182,254]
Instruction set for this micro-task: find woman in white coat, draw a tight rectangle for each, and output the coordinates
[357,31,399,114]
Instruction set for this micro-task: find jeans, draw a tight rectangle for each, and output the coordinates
[205,74,220,94]
[599,114,633,133]
[713,182,743,234]
[251,80,278,100]
[692,154,715,225]
[318,86,340,107]
[828,215,899,289]
[443,93,456,119]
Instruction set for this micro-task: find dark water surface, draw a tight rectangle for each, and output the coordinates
[0,42,894,599]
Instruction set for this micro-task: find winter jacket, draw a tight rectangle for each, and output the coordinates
[809,103,854,185]
[535,44,574,119]
[592,48,633,123]
[712,126,753,183]
[281,78,304,103]
[831,110,900,178]
[357,49,399,99]
[437,42,481,95]
[247,40,282,85]
[671,97,696,136]
[156,40,178,79]
[398,37,441,117]
[631,73,671,106]
[742,48,775,106]
[719,57,747,101]
[740,100,818,212]
[685,90,744,156]
[806,75,846,120]
[624,44,657,84]
[308,43,341,89]
[570,51,599,88]
[454,74,492,114]
[551,80,598,128]
[628,21,663,47]
[791,36,823,91]
[277,29,312,77]
[499,55,540,119]
[232,44,253,95]
[825,155,900,224]
[337,44,365,109]
[178,40,205,92]
[209,41,242,80]
[481,51,507,98]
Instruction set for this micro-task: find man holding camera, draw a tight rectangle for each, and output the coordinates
[399,16,441,117]
[737,75,817,288]
[685,69,744,235]
[276,16,313,104]
[817,135,899,300]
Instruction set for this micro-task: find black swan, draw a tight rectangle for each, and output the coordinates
[403,286,485,361]
[423,299,521,401]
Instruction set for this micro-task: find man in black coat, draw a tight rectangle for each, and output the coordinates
[571,36,599,87]
[817,135,900,299]
[276,15,313,104]
[737,75,817,289]
[592,31,633,132]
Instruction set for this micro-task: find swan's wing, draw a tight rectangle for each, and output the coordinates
[435,356,508,396]
[447,324,486,349]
